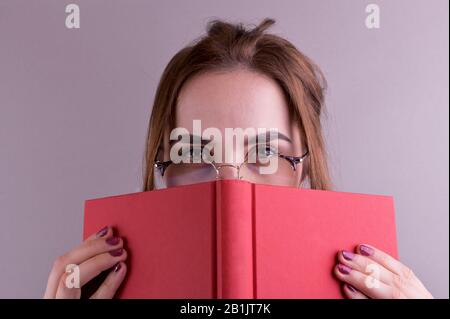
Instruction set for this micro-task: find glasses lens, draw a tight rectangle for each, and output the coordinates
[240,151,301,187]
[163,162,217,187]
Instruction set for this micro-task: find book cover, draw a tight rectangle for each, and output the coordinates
[83,179,398,298]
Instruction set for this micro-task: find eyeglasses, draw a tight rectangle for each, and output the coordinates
[154,145,309,188]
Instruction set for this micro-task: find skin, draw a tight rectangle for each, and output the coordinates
[45,68,433,298]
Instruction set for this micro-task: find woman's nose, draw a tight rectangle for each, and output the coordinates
[216,164,240,180]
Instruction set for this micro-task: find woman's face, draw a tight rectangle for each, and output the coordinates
[162,68,306,187]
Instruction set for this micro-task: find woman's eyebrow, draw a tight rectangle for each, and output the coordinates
[169,134,211,146]
[169,131,292,146]
[248,131,292,145]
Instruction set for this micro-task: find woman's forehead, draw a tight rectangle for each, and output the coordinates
[175,69,294,133]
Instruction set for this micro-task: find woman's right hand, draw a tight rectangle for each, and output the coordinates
[43,226,128,299]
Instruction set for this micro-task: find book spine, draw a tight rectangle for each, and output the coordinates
[215,180,254,298]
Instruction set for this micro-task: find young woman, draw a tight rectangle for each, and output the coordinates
[44,18,433,299]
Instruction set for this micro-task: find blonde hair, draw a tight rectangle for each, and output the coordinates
[142,18,333,191]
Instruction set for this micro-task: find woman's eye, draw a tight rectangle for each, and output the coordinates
[202,147,215,163]
[189,146,203,158]
[260,145,277,157]
[177,145,202,161]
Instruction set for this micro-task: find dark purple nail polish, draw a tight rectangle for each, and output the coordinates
[347,284,357,292]
[106,237,120,246]
[109,248,123,257]
[342,250,354,261]
[96,226,108,238]
[113,263,122,272]
[338,263,351,275]
[360,244,374,256]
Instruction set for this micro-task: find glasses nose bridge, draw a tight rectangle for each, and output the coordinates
[214,163,242,180]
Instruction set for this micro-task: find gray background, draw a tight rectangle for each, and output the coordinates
[0,0,448,298]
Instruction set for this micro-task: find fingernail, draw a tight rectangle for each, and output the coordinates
[342,250,354,261]
[347,284,357,292]
[96,226,108,238]
[113,263,122,272]
[338,263,351,275]
[106,237,120,246]
[360,244,374,256]
[109,248,123,257]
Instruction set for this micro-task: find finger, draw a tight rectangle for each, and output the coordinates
[334,263,406,299]
[343,284,368,299]
[62,232,123,269]
[77,248,128,287]
[55,271,81,299]
[338,250,395,285]
[90,262,127,299]
[338,249,433,299]
[85,225,113,241]
[358,245,435,298]
[356,244,408,278]
[44,226,120,298]
[54,248,127,299]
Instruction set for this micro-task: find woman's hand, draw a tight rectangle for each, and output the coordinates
[43,226,128,299]
[334,244,433,299]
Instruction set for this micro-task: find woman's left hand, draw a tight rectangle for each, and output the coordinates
[334,244,434,299]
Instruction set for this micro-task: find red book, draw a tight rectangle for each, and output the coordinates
[83,180,398,298]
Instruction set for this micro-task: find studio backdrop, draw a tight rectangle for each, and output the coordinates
[0,0,448,298]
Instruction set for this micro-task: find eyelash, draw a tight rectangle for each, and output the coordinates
[178,143,279,160]
[247,143,279,156]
